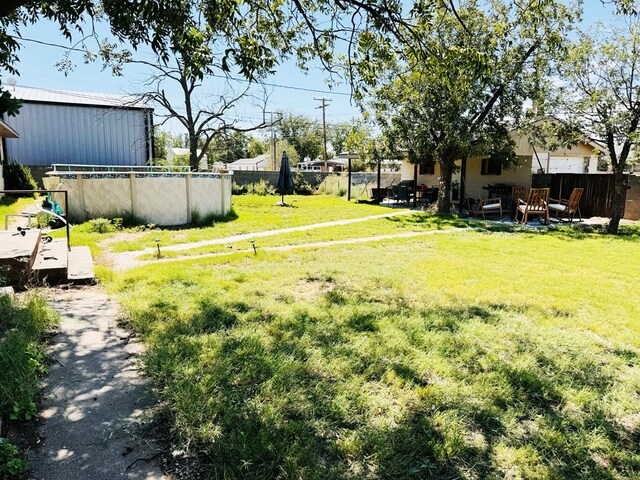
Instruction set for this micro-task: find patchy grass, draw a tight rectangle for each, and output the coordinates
[0,293,59,476]
[56,195,399,257]
[105,229,640,479]
[136,213,469,260]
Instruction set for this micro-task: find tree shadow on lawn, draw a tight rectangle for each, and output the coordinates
[385,213,471,230]
[137,294,640,479]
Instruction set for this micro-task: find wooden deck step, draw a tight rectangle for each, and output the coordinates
[0,229,41,285]
[32,238,68,284]
[67,246,96,284]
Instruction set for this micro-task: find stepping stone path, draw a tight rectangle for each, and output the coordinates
[28,286,165,480]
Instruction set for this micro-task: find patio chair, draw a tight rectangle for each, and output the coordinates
[511,186,528,204]
[549,187,583,222]
[515,187,550,224]
[397,184,411,205]
[387,185,399,203]
[477,189,503,219]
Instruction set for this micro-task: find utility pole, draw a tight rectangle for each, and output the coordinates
[315,97,332,172]
[264,111,281,170]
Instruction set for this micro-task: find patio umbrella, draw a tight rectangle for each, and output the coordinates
[277,151,295,205]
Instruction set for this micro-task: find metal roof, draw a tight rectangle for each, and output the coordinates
[10,85,149,110]
[229,154,270,166]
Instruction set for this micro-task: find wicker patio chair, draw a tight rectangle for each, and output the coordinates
[549,187,584,222]
[515,187,550,224]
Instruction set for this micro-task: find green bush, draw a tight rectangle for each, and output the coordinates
[232,180,276,196]
[293,172,314,195]
[3,163,37,194]
[87,218,115,234]
[0,438,27,476]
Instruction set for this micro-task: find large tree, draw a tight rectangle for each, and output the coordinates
[363,0,576,213]
[277,114,323,162]
[555,18,640,233]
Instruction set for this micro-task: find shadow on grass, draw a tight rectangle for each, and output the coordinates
[130,290,640,479]
[386,213,471,229]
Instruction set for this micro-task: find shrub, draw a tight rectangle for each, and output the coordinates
[293,172,314,195]
[87,218,115,234]
[0,438,28,476]
[233,180,276,196]
[3,163,37,194]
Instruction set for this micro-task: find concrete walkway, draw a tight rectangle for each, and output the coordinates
[28,287,165,480]
[112,209,414,270]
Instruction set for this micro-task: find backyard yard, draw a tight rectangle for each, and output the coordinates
[88,196,640,479]
[4,192,640,478]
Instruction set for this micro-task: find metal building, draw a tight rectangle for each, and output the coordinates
[2,86,153,167]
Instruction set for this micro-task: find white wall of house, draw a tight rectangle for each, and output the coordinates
[465,156,533,200]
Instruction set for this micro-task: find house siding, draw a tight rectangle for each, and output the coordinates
[4,103,151,167]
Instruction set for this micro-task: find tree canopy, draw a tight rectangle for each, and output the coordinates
[554,17,640,233]
[364,0,576,212]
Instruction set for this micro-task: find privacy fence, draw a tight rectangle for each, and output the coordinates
[532,173,639,220]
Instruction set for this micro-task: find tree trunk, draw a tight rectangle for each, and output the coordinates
[189,132,199,171]
[607,167,626,234]
[437,158,453,213]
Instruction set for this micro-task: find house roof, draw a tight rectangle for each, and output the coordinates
[229,154,270,166]
[0,118,18,138]
[168,147,204,157]
[10,85,149,110]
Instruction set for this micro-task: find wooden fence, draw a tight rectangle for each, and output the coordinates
[531,173,628,218]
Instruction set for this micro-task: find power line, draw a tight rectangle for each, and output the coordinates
[17,37,354,97]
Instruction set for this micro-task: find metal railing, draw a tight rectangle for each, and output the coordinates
[50,164,191,173]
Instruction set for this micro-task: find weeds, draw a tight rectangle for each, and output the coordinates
[0,292,58,475]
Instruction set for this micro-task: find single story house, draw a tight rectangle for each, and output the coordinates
[3,85,154,172]
[335,151,401,173]
[399,133,603,203]
[228,153,271,171]
[166,147,207,170]
[298,158,346,172]
[0,118,20,194]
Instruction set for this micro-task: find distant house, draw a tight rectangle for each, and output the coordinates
[0,119,19,193]
[3,85,154,169]
[298,158,346,172]
[228,153,271,171]
[166,147,207,170]
[335,152,401,173]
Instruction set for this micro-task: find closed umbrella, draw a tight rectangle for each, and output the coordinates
[277,151,295,205]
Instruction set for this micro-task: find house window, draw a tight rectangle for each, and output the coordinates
[481,158,502,175]
[419,162,435,175]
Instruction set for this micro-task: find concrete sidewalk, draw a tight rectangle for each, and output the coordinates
[28,287,165,480]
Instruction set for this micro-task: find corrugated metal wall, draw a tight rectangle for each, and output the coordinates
[3,103,150,166]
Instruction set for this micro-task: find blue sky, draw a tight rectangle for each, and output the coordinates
[5,2,617,137]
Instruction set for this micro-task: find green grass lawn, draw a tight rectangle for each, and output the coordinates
[135,213,469,260]
[104,227,640,479]
[0,195,37,230]
[55,194,399,257]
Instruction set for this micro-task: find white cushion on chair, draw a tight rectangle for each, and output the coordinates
[548,203,566,212]
[482,203,501,210]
